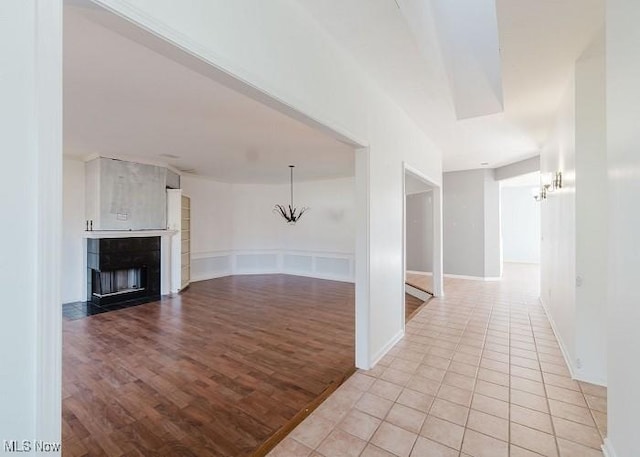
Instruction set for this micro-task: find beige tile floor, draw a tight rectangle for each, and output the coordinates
[268,264,607,457]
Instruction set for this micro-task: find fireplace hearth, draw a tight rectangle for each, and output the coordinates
[87,237,160,306]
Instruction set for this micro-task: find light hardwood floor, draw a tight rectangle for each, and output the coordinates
[63,275,357,457]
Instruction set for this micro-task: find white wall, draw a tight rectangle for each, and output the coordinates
[183,174,356,283]
[181,175,234,253]
[94,0,443,369]
[541,31,607,387]
[541,76,577,378]
[443,169,501,278]
[494,156,540,181]
[0,0,62,448]
[574,31,607,386]
[501,186,540,264]
[62,158,86,303]
[483,170,502,278]
[605,2,640,456]
[61,170,356,300]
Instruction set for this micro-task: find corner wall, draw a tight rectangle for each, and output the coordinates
[443,169,501,278]
[575,30,607,385]
[0,0,62,446]
[540,75,578,378]
[605,2,640,455]
[91,0,443,368]
[540,30,607,386]
[62,158,86,303]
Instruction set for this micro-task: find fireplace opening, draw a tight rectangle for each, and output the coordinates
[87,236,160,307]
[92,267,147,298]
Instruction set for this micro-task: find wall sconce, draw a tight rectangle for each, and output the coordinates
[553,171,563,190]
[532,171,563,201]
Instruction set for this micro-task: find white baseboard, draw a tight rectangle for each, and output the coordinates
[539,296,578,380]
[538,297,608,387]
[602,439,618,457]
[443,273,502,281]
[370,329,405,369]
[572,372,607,387]
[190,270,231,283]
[406,270,432,276]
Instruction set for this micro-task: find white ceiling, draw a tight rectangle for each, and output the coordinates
[63,5,355,184]
[65,0,604,182]
[296,0,604,172]
[430,0,504,120]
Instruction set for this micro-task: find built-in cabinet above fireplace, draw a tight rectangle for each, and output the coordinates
[85,157,180,231]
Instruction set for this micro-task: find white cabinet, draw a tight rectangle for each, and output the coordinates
[167,189,191,292]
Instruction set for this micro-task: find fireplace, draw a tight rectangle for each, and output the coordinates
[87,237,160,306]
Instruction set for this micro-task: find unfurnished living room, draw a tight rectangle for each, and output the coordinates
[2,0,639,457]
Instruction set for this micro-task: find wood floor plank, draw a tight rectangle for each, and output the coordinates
[63,275,356,456]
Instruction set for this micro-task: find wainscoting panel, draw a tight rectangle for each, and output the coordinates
[191,253,232,282]
[190,250,355,283]
[315,256,352,279]
[283,254,313,273]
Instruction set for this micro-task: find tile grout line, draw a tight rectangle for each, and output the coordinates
[457,300,497,457]
[577,381,607,443]
[528,299,562,457]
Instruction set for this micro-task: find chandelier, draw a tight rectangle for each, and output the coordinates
[274,165,309,224]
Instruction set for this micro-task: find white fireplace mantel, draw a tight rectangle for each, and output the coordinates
[82,230,177,239]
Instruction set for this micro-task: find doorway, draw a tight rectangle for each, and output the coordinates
[500,172,541,267]
[402,165,443,326]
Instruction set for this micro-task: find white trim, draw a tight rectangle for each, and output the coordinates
[401,167,407,331]
[355,147,371,369]
[191,249,234,260]
[443,273,502,281]
[407,270,433,276]
[539,297,608,386]
[402,162,444,301]
[539,297,578,379]
[82,229,177,238]
[602,439,618,457]
[189,249,356,284]
[369,330,405,370]
[405,284,432,302]
[35,0,63,446]
[574,373,607,387]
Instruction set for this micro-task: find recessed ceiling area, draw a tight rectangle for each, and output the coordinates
[296,0,603,172]
[63,3,355,184]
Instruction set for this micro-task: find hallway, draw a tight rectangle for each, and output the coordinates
[270,264,607,457]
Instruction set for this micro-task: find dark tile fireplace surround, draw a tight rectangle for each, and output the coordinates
[63,236,161,320]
